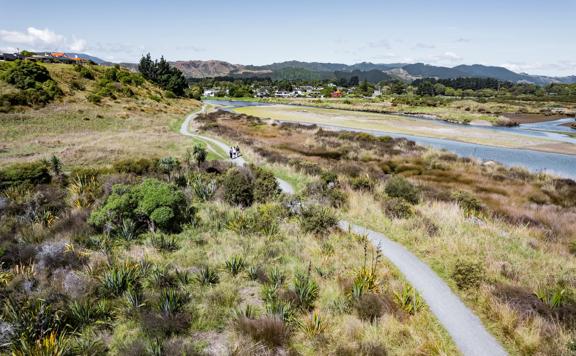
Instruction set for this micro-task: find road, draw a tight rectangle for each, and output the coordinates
[180,106,507,356]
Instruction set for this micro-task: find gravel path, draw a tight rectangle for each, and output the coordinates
[180,107,507,356]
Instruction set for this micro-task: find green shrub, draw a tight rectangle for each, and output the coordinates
[100,262,141,297]
[89,179,187,233]
[150,233,179,252]
[1,60,61,107]
[87,93,102,104]
[227,204,282,237]
[188,173,217,202]
[225,256,246,276]
[384,175,420,204]
[320,171,338,186]
[196,266,219,285]
[157,289,189,316]
[451,259,484,290]
[0,161,51,189]
[3,60,50,89]
[326,187,348,208]
[191,143,207,165]
[350,176,374,191]
[452,191,483,215]
[292,271,319,311]
[223,167,254,207]
[383,198,414,219]
[113,158,157,175]
[74,64,94,80]
[157,157,180,179]
[252,166,280,203]
[299,205,338,235]
[67,299,111,330]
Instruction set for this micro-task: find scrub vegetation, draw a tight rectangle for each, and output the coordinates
[0,61,201,167]
[0,152,456,355]
[192,109,576,355]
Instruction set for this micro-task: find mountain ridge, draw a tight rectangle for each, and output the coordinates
[37,53,574,84]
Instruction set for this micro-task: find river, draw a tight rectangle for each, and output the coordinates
[205,100,576,179]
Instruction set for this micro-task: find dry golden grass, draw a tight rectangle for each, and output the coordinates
[0,63,201,168]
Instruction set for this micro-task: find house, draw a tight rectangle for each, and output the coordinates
[275,90,292,98]
[203,89,216,97]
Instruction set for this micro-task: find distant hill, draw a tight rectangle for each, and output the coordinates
[54,52,575,85]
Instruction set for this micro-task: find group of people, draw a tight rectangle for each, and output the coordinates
[229,145,241,159]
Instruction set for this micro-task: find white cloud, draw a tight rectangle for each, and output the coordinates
[502,61,576,76]
[0,27,87,52]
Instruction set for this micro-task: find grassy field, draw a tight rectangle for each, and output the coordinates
[233,104,576,155]
[0,63,202,168]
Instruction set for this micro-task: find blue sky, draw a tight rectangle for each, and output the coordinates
[1,0,574,76]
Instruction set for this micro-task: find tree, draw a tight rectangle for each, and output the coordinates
[157,157,180,180]
[138,53,188,96]
[192,144,207,165]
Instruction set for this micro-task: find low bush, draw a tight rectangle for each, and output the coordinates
[451,259,485,290]
[74,64,94,80]
[222,167,254,207]
[0,161,51,189]
[150,233,179,252]
[350,176,374,191]
[252,166,281,203]
[112,158,158,175]
[383,197,414,219]
[227,204,282,236]
[188,173,217,202]
[196,266,219,285]
[157,289,189,316]
[299,205,338,235]
[384,175,420,204]
[1,60,61,107]
[225,256,246,276]
[89,179,188,233]
[452,191,483,215]
[66,299,111,330]
[354,292,395,321]
[292,271,319,310]
[87,93,102,104]
[234,315,290,347]
[99,262,141,297]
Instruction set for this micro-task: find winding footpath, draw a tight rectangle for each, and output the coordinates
[181,106,507,356]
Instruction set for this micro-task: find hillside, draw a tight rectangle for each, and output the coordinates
[0,61,201,167]
[167,59,576,84]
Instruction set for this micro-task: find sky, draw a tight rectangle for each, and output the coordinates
[0,0,574,76]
